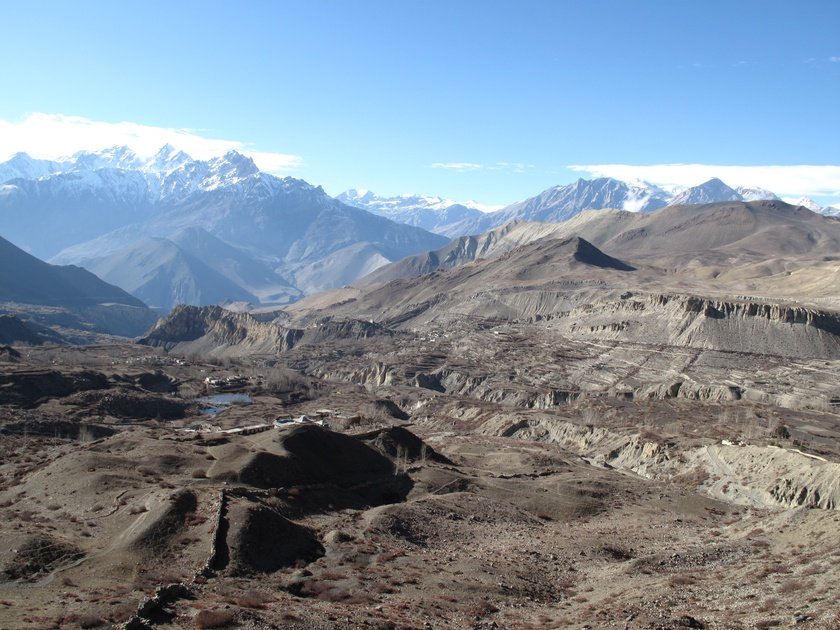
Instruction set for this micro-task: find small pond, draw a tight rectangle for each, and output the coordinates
[198,393,252,415]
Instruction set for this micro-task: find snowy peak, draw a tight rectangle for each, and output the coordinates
[69,145,144,172]
[789,197,825,213]
[339,188,376,205]
[735,186,780,202]
[0,152,61,183]
[338,189,488,213]
[337,188,487,236]
[144,144,194,174]
[502,177,670,222]
[668,178,742,206]
[202,151,259,189]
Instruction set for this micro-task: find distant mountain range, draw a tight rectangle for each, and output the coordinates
[336,189,492,237]
[2,145,838,315]
[0,146,448,310]
[340,177,839,237]
[289,199,840,335]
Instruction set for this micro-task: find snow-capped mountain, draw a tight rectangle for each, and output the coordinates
[337,189,489,237]
[399,176,829,239]
[447,178,671,237]
[0,147,448,309]
[667,178,742,206]
[0,153,62,183]
[787,197,825,213]
[735,186,780,202]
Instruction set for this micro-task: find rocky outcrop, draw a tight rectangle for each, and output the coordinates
[557,294,840,359]
[485,416,840,512]
[139,305,392,356]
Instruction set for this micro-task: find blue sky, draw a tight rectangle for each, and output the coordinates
[1,0,839,206]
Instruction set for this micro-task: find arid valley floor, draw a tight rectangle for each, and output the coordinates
[1,329,840,629]
[2,202,840,629]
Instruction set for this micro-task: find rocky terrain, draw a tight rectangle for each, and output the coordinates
[1,202,840,628]
[0,339,839,630]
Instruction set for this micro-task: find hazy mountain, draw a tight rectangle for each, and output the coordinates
[0,233,148,308]
[735,186,780,202]
[0,233,158,336]
[787,197,826,214]
[667,178,742,206]
[83,236,262,311]
[337,189,487,237]
[0,153,62,183]
[169,227,300,304]
[290,200,840,337]
[0,147,448,308]
[71,226,304,311]
[354,199,840,289]
[446,178,671,236]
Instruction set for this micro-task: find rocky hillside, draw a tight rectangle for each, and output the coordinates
[139,305,394,357]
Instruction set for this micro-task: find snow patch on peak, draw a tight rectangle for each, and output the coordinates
[144,144,194,174]
[785,197,824,213]
[736,186,780,202]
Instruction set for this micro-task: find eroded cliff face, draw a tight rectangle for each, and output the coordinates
[139,305,392,357]
[549,293,840,360]
[140,305,301,354]
[480,415,840,512]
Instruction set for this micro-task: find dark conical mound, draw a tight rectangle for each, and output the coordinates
[235,424,396,489]
[357,426,453,465]
[226,500,324,575]
[569,237,636,271]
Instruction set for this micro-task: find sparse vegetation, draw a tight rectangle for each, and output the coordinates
[194,609,235,629]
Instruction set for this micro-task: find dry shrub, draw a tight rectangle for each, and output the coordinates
[672,466,709,487]
[777,578,807,593]
[373,582,396,594]
[76,614,107,629]
[753,562,788,579]
[757,597,778,612]
[191,469,208,479]
[194,609,235,629]
[109,603,136,623]
[184,512,207,526]
[668,574,696,587]
[231,589,273,609]
[470,600,499,618]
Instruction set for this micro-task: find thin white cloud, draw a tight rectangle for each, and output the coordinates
[490,162,535,173]
[0,113,302,173]
[430,162,485,172]
[569,163,840,199]
[830,56,840,63]
[430,161,534,174]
